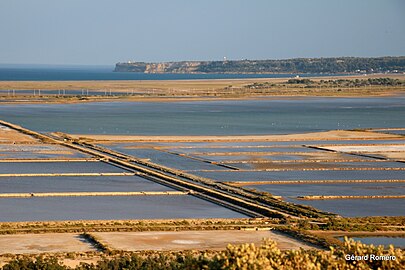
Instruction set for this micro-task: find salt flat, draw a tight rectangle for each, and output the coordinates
[0,233,96,254]
[93,230,314,251]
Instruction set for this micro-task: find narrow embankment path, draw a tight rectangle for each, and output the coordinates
[297,195,405,200]
[0,191,188,198]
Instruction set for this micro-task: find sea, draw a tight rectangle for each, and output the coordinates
[0,65,403,135]
[0,64,343,81]
[0,97,404,135]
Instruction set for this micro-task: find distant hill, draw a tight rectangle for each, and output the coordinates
[114,56,405,74]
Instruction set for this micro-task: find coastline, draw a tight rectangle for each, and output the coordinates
[68,130,403,143]
[0,74,404,105]
[1,93,404,105]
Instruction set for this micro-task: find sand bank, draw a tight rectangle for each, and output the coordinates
[70,130,403,143]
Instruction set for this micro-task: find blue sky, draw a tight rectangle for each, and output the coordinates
[1,0,404,65]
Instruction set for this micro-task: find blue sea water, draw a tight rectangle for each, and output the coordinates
[0,65,341,81]
[0,97,404,135]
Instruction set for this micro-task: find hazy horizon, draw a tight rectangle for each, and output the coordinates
[1,0,404,65]
[1,55,405,69]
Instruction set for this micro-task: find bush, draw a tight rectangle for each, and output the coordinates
[2,238,404,270]
[2,256,66,270]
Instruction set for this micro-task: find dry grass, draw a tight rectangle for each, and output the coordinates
[0,74,404,103]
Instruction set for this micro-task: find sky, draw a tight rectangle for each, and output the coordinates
[0,0,404,65]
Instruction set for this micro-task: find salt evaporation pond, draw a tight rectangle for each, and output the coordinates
[102,145,227,171]
[244,182,405,197]
[339,237,405,249]
[0,196,246,222]
[0,175,174,193]
[192,152,376,162]
[228,161,405,170]
[192,170,405,182]
[0,161,128,174]
[288,198,405,217]
[168,146,321,154]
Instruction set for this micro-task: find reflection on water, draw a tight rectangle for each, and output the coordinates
[0,97,404,221]
[192,170,405,182]
[0,66,322,81]
[0,196,246,222]
[287,198,405,217]
[104,146,227,171]
[0,97,404,135]
[339,237,405,249]
[246,182,405,197]
[0,161,127,174]
[0,176,174,193]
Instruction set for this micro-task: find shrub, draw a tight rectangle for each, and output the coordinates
[2,238,403,270]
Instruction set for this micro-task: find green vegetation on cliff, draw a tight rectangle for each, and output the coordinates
[115,56,405,74]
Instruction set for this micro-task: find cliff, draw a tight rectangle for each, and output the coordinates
[114,56,405,74]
